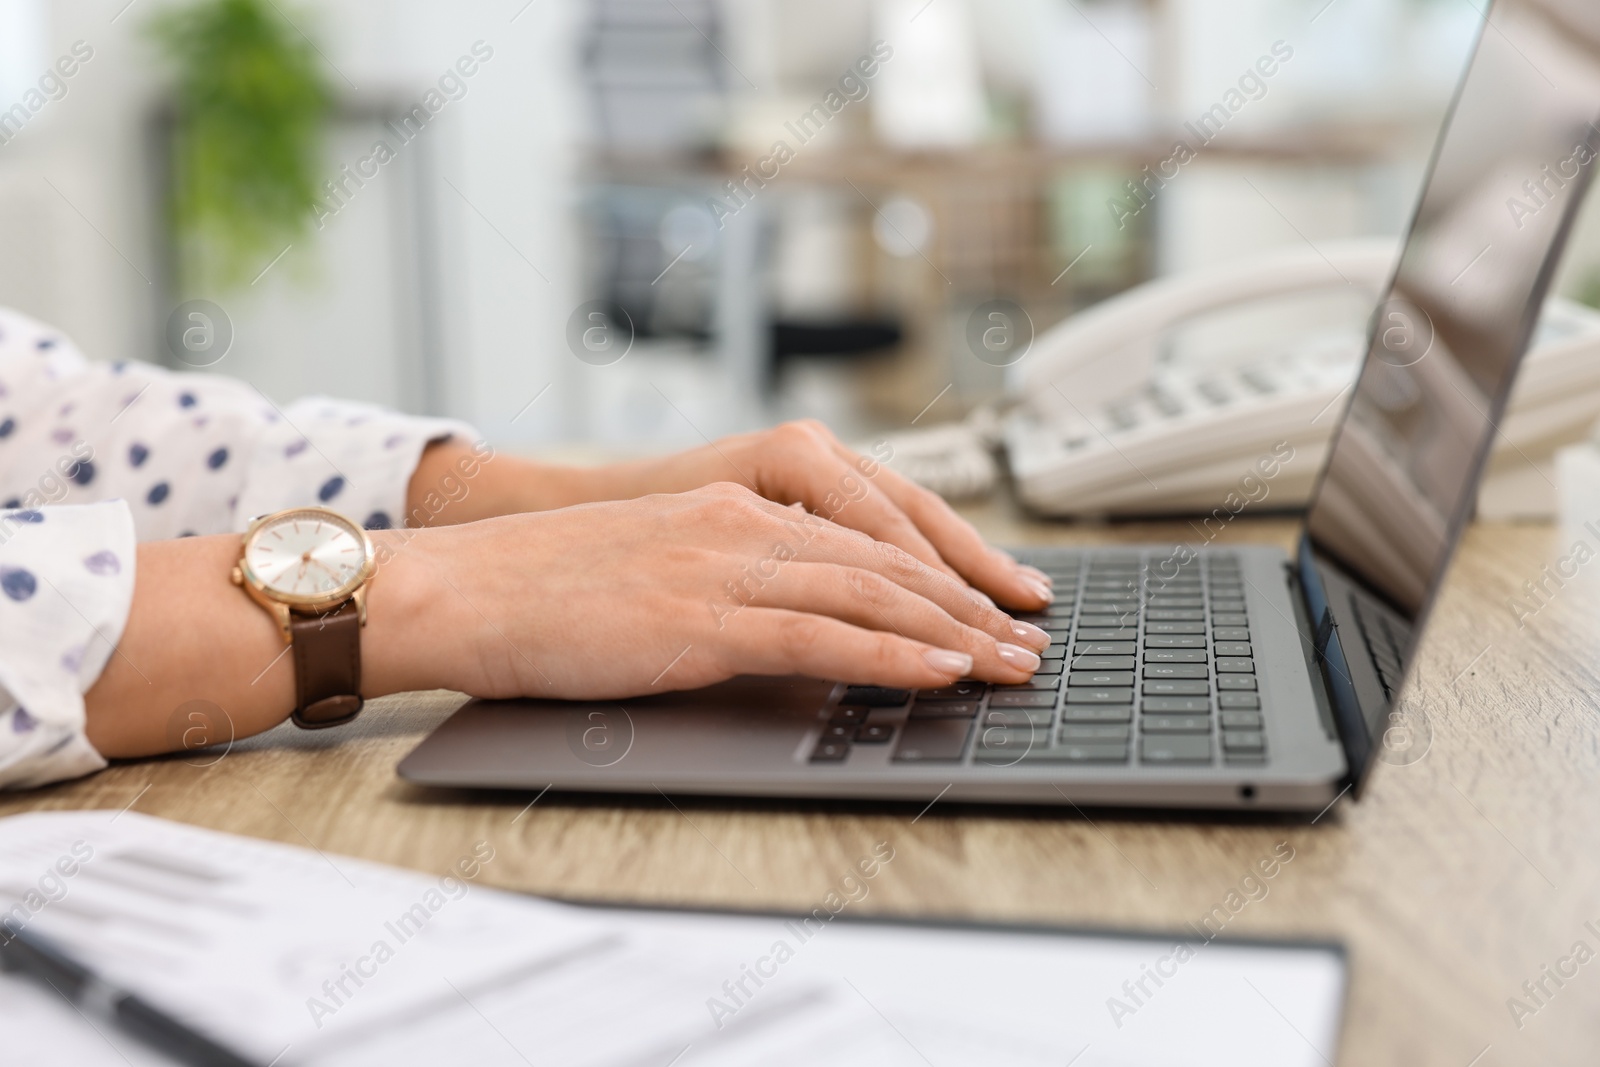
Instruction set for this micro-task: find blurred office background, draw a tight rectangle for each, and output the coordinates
[0,0,1589,453]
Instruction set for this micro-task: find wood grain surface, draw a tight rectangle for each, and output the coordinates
[5,501,1598,1065]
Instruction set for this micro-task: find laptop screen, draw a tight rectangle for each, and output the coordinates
[1305,0,1600,623]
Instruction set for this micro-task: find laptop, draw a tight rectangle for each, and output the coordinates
[401,0,1600,811]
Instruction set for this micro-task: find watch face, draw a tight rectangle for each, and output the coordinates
[244,508,371,602]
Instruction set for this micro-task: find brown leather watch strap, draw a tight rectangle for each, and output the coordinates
[289,600,364,729]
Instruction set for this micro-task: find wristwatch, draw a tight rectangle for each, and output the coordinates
[231,506,377,729]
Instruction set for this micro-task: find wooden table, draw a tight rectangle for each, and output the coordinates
[6,502,1598,1065]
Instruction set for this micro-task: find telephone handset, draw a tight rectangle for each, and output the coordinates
[878,239,1600,519]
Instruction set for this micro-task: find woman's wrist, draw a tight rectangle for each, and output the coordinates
[361,527,455,697]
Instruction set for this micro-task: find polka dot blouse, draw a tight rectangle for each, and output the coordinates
[0,306,478,790]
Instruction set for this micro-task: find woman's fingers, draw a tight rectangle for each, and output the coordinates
[745,563,1040,682]
[731,494,1050,651]
[737,420,1050,610]
[829,440,1052,610]
[715,607,1012,689]
[759,440,964,584]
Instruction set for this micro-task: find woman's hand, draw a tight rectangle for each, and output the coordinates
[90,473,1047,760]
[421,421,1053,611]
[607,421,1054,611]
[375,482,1049,702]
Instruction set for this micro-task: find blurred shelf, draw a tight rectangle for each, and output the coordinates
[582,122,1414,184]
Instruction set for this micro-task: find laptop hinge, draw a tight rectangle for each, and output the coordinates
[1283,560,1340,749]
[1294,535,1375,794]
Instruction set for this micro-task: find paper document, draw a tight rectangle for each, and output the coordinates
[0,812,1345,1066]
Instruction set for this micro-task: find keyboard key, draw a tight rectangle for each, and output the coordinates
[1066,687,1134,704]
[856,724,895,743]
[1041,645,1067,660]
[1059,724,1132,742]
[975,726,1046,749]
[1143,680,1209,696]
[1143,697,1211,713]
[1080,615,1137,630]
[982,708,1054,727]
[840,686,911,707]
[1033,659,1065,675]
[1146,621,1205,634]
[1069,671,1134,687]
[1140,735,1213,764]
[1143,663,1207,679]
[1078,628,1138,641]
[1219,692,1261,709]
[1147,609,1204,621]
[1145,649,1206,663]
[1033,743,1129,763]
[1222,731,1265,753]
[910,701,979,718]
[1081,595,1139,607]
[1146,597,1202,608]
[995,675,1061,691]
[1146,635,1206,649]
[892,719,972,762]
[822,723,854,741]
[1216,675,1257,690]
[1216,657,1256,673]
[1214,642,1253,657]
[1071,655,1135,671]
[1220,711,1263,730]
[919,682,986,702]
[1141,715,1212,733]
[1060,704,1133,723]
[829,707,868,724]
[811,739,850,762]
[1075,642,1135,655]
[989,691,1057,708]
[1213,613,1250,627]
[1213,627,1251,641]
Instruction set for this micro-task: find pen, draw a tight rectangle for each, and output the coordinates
[0,925,262,1067]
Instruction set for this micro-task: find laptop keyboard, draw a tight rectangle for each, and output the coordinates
[811,551,1267,769]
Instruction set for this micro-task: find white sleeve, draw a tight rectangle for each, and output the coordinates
[0,308,482,790]
[0,305,480,540]
[0,500,135,790]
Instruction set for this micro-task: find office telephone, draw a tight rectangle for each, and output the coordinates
[879,239,1600,519]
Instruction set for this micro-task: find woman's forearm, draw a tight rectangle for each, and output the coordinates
[405,438,686,524]
[83,530,438,758]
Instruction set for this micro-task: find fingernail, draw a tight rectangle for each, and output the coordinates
[997,643,1042,672]
[922,649,974,677]
[1020,565,1053,586]
[967,587,997,609]
[1023,577,1053,603]
[1011,621,1050,649]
